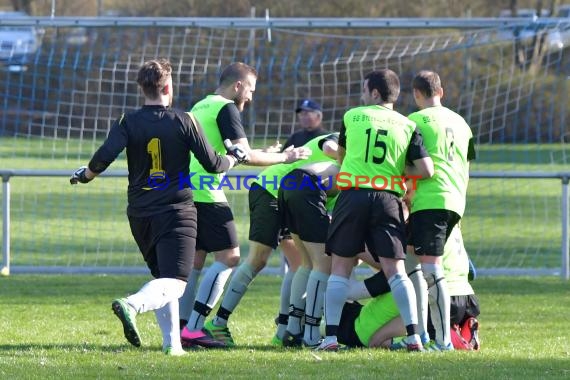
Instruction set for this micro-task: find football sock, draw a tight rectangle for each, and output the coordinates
[276,269,295,339]
[286,266,310,335]
[186,261,232,330]
[363,270,391,297]
[347,278,370,300]
[213,262,257,327]
[388,273,418,331]
[422,263,451,346]
[155,300,182,351]
[323,274,349,337]
[178,268,202,322]
[303,270,329,346]
[407,262,429,342]
[126,278,186,314]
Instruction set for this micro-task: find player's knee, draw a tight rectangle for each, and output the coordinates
[246,251,270,272]
[421,262,444,288]
[216,247,240,268]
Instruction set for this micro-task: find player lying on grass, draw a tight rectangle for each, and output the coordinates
[334,225,480,350]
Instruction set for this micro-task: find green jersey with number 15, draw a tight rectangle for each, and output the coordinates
[408,106,473,217]
[340,105,417,196]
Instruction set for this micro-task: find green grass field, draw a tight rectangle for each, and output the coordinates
[0,275,568,379]
[1,138,569,378]
[1,137,569,271]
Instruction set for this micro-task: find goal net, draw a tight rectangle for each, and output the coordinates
[1,18,569,275]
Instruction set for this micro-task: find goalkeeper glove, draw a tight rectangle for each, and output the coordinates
[70,166,92,184]
[223,139,250,165]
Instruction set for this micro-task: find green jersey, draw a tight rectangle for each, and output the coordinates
[408,106,473,216]
[189,95,234,203]
[339,105,418,196]
[255,133,338,198]
[442,226,474,296]
[350,226,473,347]
[354,292,400,347]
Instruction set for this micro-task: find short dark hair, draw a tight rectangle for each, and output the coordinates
[364,69,400,103]
[412,70,442,98]
[136,58,172,100]
[219,62,258,86]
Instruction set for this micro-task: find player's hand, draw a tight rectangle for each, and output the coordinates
[283,146,312,163]
[263,140,282,153]
[70,166,92,185]
[223,139,250,164]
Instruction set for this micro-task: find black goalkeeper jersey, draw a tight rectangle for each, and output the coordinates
[88,105,232,217]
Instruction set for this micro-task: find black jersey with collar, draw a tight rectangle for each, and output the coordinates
[282,127,329,151]
[88,105,232,217]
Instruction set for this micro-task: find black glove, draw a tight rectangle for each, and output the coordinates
[223,139,250,164]
[70,166,92,184]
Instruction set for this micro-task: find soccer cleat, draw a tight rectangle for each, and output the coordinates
[390,336,424,352]
[423,340,454,352]
[461,317,480,350]
[111,298,141,347]
[181,326,227,349]
[451,324,473,350]
[163,346,188,356]
[302,340,321,349]
[314,337,341,352]
[282,330,303,348]
[270,335,284,347]
[203,320,236,348]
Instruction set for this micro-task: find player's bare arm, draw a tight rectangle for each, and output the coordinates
[231,137,311,165]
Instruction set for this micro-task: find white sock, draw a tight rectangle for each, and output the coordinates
[155,300,182,351]
[303,270,329,346]
[422,263,451,346]
[179,268,202,322]
[388,273,418,327]
[126,278,186,314]
[407,262,428,342]
[214,263,257,326]
[286,266,310,335]
[347,278,371,301]
[187,261,232,330]
[276,269,295,339]
[323,274,349,337]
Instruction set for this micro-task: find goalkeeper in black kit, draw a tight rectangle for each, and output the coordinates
[69,58,248,356]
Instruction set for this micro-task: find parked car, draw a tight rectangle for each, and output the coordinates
[0,11,43,71]
[496,8,569,51]
[557,4,570,18]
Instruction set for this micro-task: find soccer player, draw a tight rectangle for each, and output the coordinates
[182,133,337,348]
[317,69,434,351]
[404,70,476,351]
[425,225,480,350]
[178,62,311,338]
[69,58,244,355]
[278,136,340,348]
[334,225,480,350]
[274,98,330,343]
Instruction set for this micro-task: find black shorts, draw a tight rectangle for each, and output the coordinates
[428,294,480,339]
[128,207,197,281]
[195,202,239,252]
[325,189,406,260]
[278,169,329,243]
[409,209,461,256]
[337,301,365,348]
[248,184,281,249]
